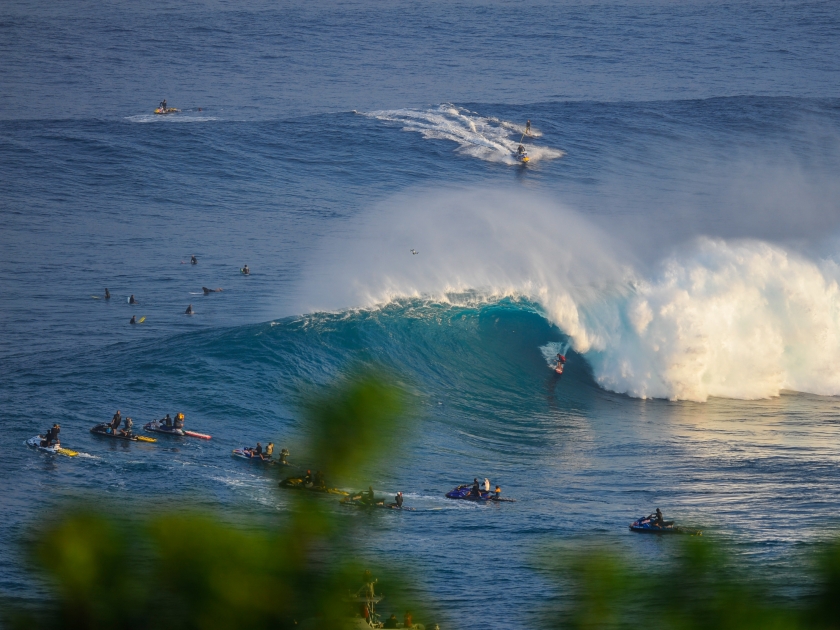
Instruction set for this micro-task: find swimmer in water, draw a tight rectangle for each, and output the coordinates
[191,255,197,265]
[129,315,136,324]
[202,287,223,294]
[129,295,137,304]
[185,304,193,315]
[105,288,110,299]
[242,265,250,275]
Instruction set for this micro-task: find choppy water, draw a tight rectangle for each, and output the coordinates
[3,1,840,627]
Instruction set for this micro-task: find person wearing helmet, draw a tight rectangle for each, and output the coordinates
[173,413,184,430]
[395,491,404,508]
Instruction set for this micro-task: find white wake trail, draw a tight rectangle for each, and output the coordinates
[363,104,563,164]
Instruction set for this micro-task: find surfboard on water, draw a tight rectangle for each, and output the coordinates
[184,430,212,439]
[138,316,146,324]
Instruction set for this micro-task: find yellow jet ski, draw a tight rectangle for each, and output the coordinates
[154,107,180,115]
[27,436,78,457]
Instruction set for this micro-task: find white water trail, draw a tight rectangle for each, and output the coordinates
[299,187,840,402]
[362,104,563,164]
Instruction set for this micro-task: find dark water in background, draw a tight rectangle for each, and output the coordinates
[3,1,840,627]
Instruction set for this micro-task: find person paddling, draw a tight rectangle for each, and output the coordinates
[185,304,193,315]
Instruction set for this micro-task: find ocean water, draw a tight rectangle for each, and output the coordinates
[2,0,840,626]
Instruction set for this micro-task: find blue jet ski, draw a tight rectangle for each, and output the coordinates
[630,514,699,534]
[445,484,495,501]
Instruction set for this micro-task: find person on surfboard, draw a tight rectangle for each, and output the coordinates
[525,120,531,135]
[185,304,193,314]
[242,264,250,274]
[190,255,197,265]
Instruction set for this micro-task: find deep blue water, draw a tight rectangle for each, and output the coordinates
[3,1,840,628]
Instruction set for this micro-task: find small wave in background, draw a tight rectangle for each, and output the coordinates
[363,104,564,164]
[126,114,219,124]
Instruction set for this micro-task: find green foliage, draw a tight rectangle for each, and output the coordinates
[548,535,840,630]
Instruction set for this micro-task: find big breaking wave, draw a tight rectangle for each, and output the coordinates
[298,188,840,403]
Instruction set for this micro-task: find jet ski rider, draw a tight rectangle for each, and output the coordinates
[42,424,60,447]
[654,508,665,526]
[163,414,172,428]
[121,417,133,436]
[160,99,167,111]
[173,413,185,430]
[110,410,121,433]
[471,478,481,497]
[517,144,526,155]
[395,492,403,508]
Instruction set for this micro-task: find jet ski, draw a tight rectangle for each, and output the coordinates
[154,107,180,115]
[232,447,274,461]
[341,493,413,510]
[90,423,156,442]
[517,150,530,164]
[629,515,699,534]
[445,484,496,501]
[26,436,78,457]
[279,476,348,495]
[144,420,185,437]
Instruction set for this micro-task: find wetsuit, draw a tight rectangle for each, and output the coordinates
[123,418,133,434]
[471,481,480,497]
[51,425,60,445]
[111,413,121,431]
[395,493,403,508]
[42,428,53,447]
[173,415,184,430]
[164,414,172,427]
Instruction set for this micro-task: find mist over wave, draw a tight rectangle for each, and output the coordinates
[363,104,564,164]
[299,187,840,402]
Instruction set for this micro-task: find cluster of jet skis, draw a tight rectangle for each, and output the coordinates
[27,411,696,533]
[26,411,213,458]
